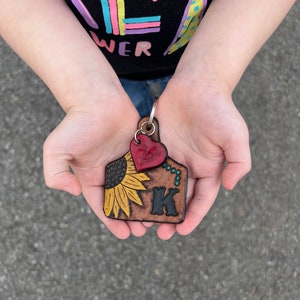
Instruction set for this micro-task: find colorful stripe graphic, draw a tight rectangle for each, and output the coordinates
[164,0,207,55]
[124,16,161,23]
[125,22,161,29]
[124,16,161,34]
[117,0,126,35]
[100,0,112,34]
[109,0,119,34]
[99,0,161,36]
[71,0,99,29]
[125,28,161,35]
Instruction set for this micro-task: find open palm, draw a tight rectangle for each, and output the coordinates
[155,78,251,239]
[43,96,150,239]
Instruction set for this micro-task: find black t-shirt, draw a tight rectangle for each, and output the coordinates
[66,0,212,79]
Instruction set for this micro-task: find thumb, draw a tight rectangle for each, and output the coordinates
[43,139,82,196]
[222,161,251,190]
[222,138,252,190]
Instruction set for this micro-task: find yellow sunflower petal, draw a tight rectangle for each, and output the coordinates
[115,184,130,217]
[122,174,147,190]
[104,188,115,217]
[113,200,120,217]
[125,151,132,161]
[126,158,137,174]
[124,186,143,206]
[131,172,150,182]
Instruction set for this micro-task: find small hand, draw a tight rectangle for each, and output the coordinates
[43,95,148,239]
[155,77,251,240]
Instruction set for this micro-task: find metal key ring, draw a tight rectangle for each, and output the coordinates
[141,121,156,136]
[148,99,157,126]
[134,128,145,144]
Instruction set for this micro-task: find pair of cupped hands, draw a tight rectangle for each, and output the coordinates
[43,76,251,240]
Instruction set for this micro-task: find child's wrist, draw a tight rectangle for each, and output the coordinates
[171,68,233,100]
[56,77,130,114]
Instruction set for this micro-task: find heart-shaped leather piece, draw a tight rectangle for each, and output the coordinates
[130,134,167,172]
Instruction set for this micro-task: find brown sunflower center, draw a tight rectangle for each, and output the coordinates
[105,157,127,188]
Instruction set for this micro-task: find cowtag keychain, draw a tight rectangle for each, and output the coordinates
[103,100,188,223]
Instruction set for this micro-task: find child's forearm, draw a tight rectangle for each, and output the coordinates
[0,0,123,113]
[176,0,296,92]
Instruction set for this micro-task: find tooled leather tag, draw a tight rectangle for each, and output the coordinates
[103,117,187,224]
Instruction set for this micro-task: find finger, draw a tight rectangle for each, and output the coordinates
[143,222,154,228]
[43,140,82,196]
[222,161,251,190]
[127,221,148,237]
[176,176,220,236]
[222,136,251,190]
[82,185,131,239]
[157,223,176,240]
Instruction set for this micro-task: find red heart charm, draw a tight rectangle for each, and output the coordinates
[130,134,167,172]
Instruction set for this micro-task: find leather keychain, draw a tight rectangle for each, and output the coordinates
[103,101,188,223]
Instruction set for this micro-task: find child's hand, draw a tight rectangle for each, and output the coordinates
[155,77,251,240]
[43,96,149,239]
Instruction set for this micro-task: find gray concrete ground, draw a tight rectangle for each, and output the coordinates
[1,3,299,300]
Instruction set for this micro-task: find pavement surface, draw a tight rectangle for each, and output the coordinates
[1,3,299,300]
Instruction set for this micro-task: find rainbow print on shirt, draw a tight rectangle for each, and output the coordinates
[70,0,207,56]
[99,0,161,35]
[164,0,207,55]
